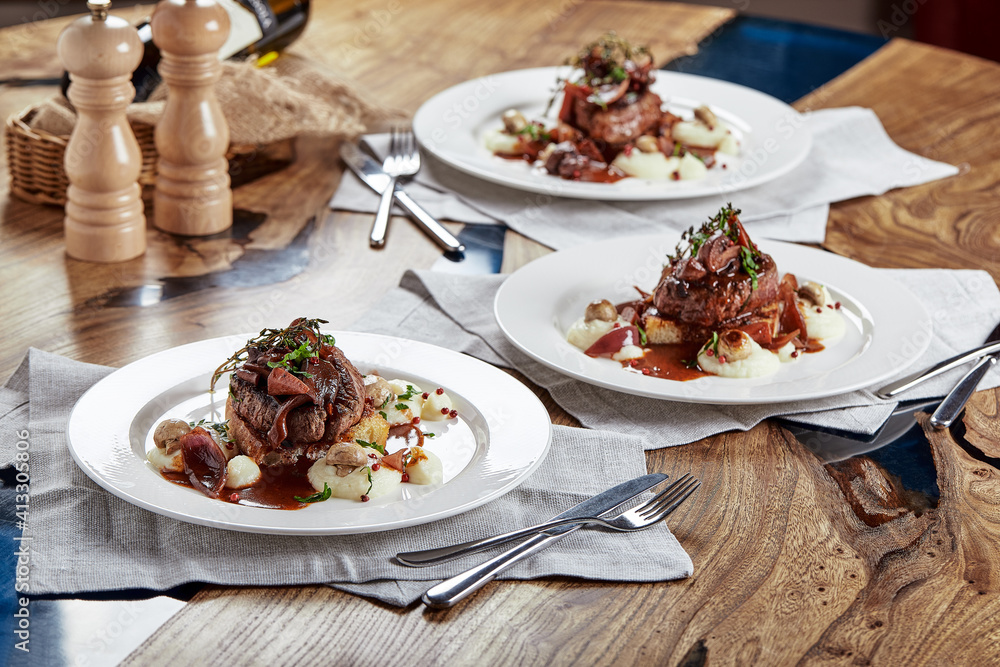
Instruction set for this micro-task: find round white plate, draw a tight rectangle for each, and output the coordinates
[494,235,931,403]
[412,67,811,201]
[66,332,551,535]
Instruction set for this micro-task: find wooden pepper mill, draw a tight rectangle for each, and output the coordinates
[151,0,233,236]
[57,0,146,262]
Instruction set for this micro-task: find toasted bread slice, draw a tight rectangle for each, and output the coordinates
[339,410,390,451]
[642,302,781,346]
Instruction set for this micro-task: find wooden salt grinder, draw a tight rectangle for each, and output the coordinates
[57,0,146,262]
[151,0,232,236]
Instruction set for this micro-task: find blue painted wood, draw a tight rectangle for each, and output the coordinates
[664,16,886,103]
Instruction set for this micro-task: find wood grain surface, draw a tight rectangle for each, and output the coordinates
[3,1,1000,665]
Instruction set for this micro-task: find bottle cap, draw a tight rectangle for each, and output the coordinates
[87,0,111,21]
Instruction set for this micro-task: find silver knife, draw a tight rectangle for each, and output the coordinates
[876,340,1000,399]
[420,472,668,608]
[929,320,1000,429]
[337,142,465,254]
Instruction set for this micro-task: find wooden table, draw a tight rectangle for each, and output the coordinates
[2,2,1000,665]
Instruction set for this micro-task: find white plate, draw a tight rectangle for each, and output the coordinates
[66,332,551,535]
[494,235,931,404]
[412,67,811,201]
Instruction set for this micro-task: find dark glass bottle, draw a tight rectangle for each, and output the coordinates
[62,0,310,103]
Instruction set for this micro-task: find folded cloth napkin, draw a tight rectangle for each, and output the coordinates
[330,107,958,246]
[351,268,1000,442]
[0,350,692,607]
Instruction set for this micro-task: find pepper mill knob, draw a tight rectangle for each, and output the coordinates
[151,0,233,236]
[57,0,146,262]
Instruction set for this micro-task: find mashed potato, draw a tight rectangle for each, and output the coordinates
[697,331,779,378]
[672,118,730,149]
[147,447,183,473]
[225,455,261,489]
[798,283,846,340]
[567,316,633,351]
[612,151,680,180]
[406,447,443,485]
[307,459,402,501]
[484,128,521,154]
[421,390,454,421]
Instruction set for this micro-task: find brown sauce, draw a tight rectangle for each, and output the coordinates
[388,423,424,449]
[496,152,628,183]
[625,342,709,381]
[161,426,428,509]
[163,458,319,510]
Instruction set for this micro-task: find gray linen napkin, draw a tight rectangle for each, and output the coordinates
[330,107,957,247]
[0,349,692,606]
[350,268,1000,443]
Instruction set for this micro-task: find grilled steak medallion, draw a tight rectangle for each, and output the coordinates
[212,318,369,466]
[653,234,780,329]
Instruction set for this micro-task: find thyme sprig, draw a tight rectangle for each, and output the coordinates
[210,318,334,390]
[566,32,651,88]
[667,204,762,290]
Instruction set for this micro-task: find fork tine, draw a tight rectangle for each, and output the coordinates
[634,473,692,513]
[388,127,396,155]
[643,478,699,523]
[635,474,695,516]
[406,130,418,167]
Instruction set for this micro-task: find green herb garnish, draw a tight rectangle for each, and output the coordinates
[699,332,720,359]
[210,317,331,390]
[566,32,651,89]
[356,439,385,455]
[637,323,647,346]
[379,411,388,420]
[395,403,409,411]
[740,246,759,290]
[295,482,331,503]
[667,205,762,292]
[397,385,418,401]
[517,124,551,142]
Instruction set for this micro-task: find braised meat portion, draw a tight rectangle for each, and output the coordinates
[566,89,664,146]
[652,206,779,333]
[654,235,780,328]
[212,318,368,466]
[228,376,326,443]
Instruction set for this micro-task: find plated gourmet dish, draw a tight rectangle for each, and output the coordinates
[484,33,739,183]
[566,206,845,380]
[147,319,457,507]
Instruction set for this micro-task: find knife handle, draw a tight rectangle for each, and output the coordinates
[394,189,465,254]
[422,529,577,608]
[399,516,594,567]
[929,355,996,429]
[370,177,396,248]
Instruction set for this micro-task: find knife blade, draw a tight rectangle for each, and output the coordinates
[929,320,1000,429]
[338,142,465,254]
[419,472,668,608]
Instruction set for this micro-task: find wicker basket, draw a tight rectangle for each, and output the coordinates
[5,104,291,207]
[6,105,158,206]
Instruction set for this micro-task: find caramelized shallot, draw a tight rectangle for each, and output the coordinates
[180,427,228,498]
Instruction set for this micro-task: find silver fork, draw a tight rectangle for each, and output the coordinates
[397,474,699,567]
[370,127,420,248]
